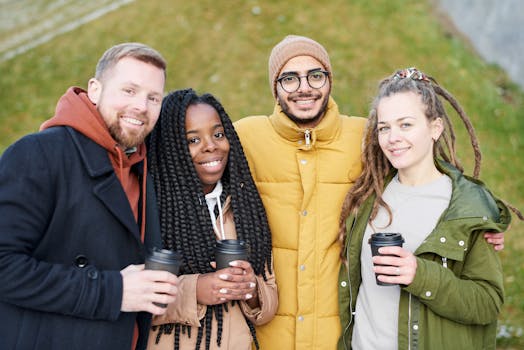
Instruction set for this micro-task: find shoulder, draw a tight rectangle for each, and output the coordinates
[339,114,367,133]
[326,114,367,149]
[234,115,271,131]
[448,169,506,222]
[0,129,74,188]
[234,116,273,144]
[340,114,367,125]
[2,127,71,160]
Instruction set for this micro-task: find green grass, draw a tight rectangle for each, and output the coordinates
[1,0,523,347]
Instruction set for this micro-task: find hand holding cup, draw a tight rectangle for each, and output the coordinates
[144,247,183,307]
[196,241,255,306]
[369,232,404,286]
[214,239,248,270]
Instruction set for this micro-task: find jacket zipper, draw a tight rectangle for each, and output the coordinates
[408,293,412,350]
[343,210,358,350]
[304,129,311,146]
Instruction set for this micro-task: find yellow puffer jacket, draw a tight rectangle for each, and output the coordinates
[234,97,366,349]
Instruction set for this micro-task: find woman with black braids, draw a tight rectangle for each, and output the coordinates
[337,68,522,350]
[146,89,277,350]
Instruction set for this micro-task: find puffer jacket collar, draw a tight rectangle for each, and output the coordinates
[269,96,341,149]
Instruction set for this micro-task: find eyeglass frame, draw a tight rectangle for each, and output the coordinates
[276,69,330,93]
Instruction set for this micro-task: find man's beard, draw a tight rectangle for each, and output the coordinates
[278,93,329,127]
[107,120,149,149]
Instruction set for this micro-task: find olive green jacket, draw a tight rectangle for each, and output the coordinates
[338,161,511,350]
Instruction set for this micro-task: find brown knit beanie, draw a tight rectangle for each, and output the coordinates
[268,35,332,98]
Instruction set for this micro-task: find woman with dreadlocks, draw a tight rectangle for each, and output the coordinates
[146,89,277,350]
[336,68,522,350]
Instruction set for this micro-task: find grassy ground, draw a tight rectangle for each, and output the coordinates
[1,0,522,347]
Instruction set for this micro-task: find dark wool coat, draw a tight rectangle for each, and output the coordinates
[0,127,160,350]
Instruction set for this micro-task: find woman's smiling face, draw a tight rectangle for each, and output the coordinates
[185,103,230,194]
[377,91,442,180]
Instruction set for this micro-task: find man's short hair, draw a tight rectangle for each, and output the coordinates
[95,42,166,80]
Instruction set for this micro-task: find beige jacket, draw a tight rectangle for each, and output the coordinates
[147,197,278,350]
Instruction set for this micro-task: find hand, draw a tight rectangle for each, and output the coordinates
[120,264,178,315]
[372,246,417,286]
[484,231,506,251]
[196,260,257,306]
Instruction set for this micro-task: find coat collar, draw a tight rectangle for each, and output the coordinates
[269,96,341,148]
[66,127,143,241]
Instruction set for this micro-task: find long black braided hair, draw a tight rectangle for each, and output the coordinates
[147,88,273,350]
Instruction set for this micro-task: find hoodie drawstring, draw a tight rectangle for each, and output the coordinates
[115,145,125,188]
[140,159,147,243]
[205,181,226,240]
[216,195,225,240]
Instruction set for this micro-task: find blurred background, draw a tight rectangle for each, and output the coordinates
[1,0,522,348]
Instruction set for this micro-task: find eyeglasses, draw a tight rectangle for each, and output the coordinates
[276,70,329,93]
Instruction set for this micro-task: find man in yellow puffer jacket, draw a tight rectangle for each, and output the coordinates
[234,35,366,349]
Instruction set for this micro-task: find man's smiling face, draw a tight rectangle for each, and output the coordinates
[87,56,165,148]
[276,55,331,128]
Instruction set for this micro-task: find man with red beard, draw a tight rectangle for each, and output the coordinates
[0,42,178,350]
[234,35,506,349]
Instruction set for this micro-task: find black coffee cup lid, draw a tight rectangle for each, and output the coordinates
[149,247,182,260]
[216,239,247,248]
[368,232,404,244]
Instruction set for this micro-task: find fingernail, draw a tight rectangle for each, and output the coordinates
[229,261,239,266]
[219,274,228,280]
[219,288,227,294]
[245,293,252,299]
[220,298,226,301]
[249,282,256,288]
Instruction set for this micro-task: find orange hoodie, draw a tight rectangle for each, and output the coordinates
[40,87,147,235]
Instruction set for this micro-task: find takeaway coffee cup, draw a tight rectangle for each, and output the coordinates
[145,247,183,307]
[368,232,405,286]
[214,239,248,270]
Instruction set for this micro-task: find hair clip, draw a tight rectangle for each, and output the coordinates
[393,67,430,83]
